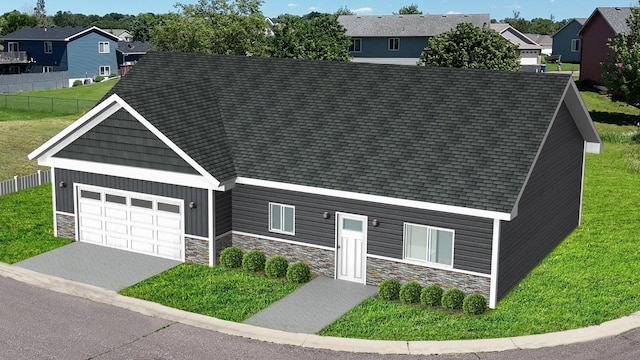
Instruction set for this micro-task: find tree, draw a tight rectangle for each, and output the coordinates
[418,22,521,71]
[394,3,422,15]
[267,13,351,61]
[0,11,38,35]
[131,12,158,42]
[33,0,47,25]
[602,4,640,107]
[334,6,354,16]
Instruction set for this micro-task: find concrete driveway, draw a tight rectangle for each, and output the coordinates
[14,242,180,291]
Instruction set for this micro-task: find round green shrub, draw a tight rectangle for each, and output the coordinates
[463,294,488,315]
[242,250,266,272]
[399,281,422,304]
[286,261,311,283]
[72,80,83,87]
[265,255,289,278]
[420,284,443,307]
[219,246,243,268]
[94,75,105,83]
[377,279,401,301]
[442,288,465,310]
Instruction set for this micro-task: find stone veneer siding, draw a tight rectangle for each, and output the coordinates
[367,256,491,299]
[185,236,209,265]
[232,233,335,278]
[56,213,76,240]
[214,233,233,265]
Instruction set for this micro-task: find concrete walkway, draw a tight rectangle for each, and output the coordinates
[244,276,378,333]
[14,242,180,291]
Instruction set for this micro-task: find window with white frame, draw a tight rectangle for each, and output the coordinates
[44,41,52,54]
[388,37,400,51]
[99,66,110,76]
[8,42,19,52]
[571,39,581,52]
[404,223,454,267]
[269,203,295,235]
[42,66,53,73]
[349,38,362,52]
[98,41,110,53]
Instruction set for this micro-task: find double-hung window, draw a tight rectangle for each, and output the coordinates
[99,66,110,76]
[571,39,581,52]
[404,223,454,267]
[98,41,110,53]
[269,203,295,235]
[388,37,400,51]
[44,41,52,54]
[349,38,362,52]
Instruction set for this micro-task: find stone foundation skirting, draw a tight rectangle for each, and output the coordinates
[56,213,76,240]
[232,233,335,278]
[185,236,209,265]
[214,233,233,265]
[367,256,491,299]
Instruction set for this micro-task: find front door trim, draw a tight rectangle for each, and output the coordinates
[335,212,368,284]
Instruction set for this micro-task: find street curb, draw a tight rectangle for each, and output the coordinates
[2,262,639,355]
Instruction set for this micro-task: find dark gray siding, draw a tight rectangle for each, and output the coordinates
[215,190,232,236]
[55,108,199,174]
[55,168,209,237]
[497,103,584,300]
[232,185,493,274]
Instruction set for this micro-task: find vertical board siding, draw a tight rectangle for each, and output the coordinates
[497,103,584,300]
[233,184,493,274]
[55,109,199,174]
[55,168,209,237]
[215,189,232,236]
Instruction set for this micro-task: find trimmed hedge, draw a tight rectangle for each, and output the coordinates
[242,250,266,272]
[420,285,443,307]
[442,288,465,310]
[399,281,422,304]
[463,294,488,315]
[219,247,243,268]
[265,255,289,278]
[378,279,401,301]
[286,261,311,283]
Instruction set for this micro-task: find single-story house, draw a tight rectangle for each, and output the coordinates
[525,33,553,56]
[337,14,490,65]
[579,7,633,86]
[29,52,601,308]
[551,18,587,63]
[491,24,542,67]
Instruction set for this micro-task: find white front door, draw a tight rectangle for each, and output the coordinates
[336,212,367,284]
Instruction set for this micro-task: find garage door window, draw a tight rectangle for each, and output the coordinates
[131,198,152,209]
[106,194,126,204]
[158,202,180,213]
[81,190,101,200]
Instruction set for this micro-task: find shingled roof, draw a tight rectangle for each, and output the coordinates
[337,14,490,37]
[580,7,633,35]
[92,52,597,215]
[2,25,119,42]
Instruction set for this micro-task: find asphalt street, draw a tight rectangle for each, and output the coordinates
[2,276,640,360]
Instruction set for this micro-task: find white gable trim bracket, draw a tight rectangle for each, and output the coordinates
[29,94,221,190]
[562,80,602,154]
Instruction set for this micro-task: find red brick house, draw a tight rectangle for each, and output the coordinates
[579,7,632,86]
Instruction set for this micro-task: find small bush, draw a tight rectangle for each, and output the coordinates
[219,246,243,268]
[72,80,83,87]
[399,281,422,304]
[265,255,289,278]
[377,279,401,301]
[420,284,443,307]
[242,250,266,272]
[463,294,488,315]
[286,261,311,283]
[108,73,118,78]
[441,288,465,310]
[95,75,105,83]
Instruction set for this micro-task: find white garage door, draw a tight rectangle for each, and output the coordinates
[76,185,184,261]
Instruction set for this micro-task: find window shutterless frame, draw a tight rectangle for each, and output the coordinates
[98,41,110,53]
[388,38,400,51]
[269,202,295,235]
[403,222,454,267]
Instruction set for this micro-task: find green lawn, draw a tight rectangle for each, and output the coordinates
[12,80,118,100]
[543,62,580,72]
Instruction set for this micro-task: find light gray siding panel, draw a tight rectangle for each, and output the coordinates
[215,190,232,236]
[232,184,493,274]
[497,103,584,301]
[55,168,209,237]
[55,108,199,174]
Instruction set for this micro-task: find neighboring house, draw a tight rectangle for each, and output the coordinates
[491,24,542,67]
[29,52,601,308]
[579,7,633,86]
[116,41,149,77]
[551,18,587,63]
[337,14,490,65]
[525,33,553,56]
[1,26,119,86]
[104,29,134,42]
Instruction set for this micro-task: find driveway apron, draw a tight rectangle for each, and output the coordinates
[244,276,378,334]
[14,242,180,291]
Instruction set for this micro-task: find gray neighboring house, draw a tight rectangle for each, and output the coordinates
[338,14,490,65]
[525,33,553,56]
[29,52,601,308]
[491,24,542,68]
[551,18,587,63]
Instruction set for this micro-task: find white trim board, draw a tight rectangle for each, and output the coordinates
[232,231,336,252]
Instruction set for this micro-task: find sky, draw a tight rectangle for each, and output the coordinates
[0,0,636,21]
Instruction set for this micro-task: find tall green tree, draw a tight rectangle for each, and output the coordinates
[602,4,640,107]
[0,11,38,35]
[267,13,351,61]
[394,3,422,15]
[334,6,354,16]
[418,22,520,71]
[33,0,47,25]
[131,12,158,42]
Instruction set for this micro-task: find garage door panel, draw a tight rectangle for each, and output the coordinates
[79,202,102,216]
[131,226,154,240]
[157,245,182,259]
[105,221,128,235]
[157,215,181,230]
[80,217,103,230]
[131,211,153,225]
[105,235,128,249]
[131,240,154,254]
[157,231,181,245]
[105,207,127,220]
[80,230,103,244]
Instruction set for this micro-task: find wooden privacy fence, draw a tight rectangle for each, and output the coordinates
[0,170,51,196]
